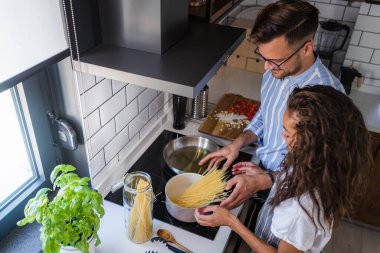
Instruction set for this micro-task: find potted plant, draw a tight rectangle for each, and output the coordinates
[17,164,105,253]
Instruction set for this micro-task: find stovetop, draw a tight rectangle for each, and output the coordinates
[104,130,252,240]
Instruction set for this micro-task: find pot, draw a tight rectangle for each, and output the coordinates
[165,173,203,222]
[60,237,96,253]
[162,136,219,175]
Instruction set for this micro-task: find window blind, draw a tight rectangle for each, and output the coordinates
[0,0,68,90]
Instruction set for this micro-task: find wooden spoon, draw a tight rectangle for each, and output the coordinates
[157,229,193,253]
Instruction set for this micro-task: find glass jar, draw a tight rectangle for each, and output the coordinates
[123,171,153,244]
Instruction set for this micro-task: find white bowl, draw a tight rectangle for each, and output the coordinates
[165,173,203,223]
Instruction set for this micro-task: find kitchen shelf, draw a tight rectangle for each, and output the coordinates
[74,23,245,98]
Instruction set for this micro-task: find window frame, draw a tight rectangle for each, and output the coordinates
[0,68,61,240]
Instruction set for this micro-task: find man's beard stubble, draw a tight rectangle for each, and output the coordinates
[271,58,303,80]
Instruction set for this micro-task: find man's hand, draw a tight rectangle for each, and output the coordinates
[199,131,258,170]
[221,173,272,209]
[198,143,240,170]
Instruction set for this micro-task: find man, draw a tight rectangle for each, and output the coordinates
[199,0,345,209]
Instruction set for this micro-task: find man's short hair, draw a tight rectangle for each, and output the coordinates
[250,0,319,45]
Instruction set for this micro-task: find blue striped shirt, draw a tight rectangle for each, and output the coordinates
[245,57,345,171]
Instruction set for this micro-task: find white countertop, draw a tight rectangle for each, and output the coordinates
[97,201,241,253]
[209,66,380,134]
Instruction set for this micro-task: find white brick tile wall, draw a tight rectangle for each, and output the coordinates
[345,45,373,62]
[95,76,105,84]
[149,92,165,119]
[78,72,96,94]
[99,89,127,125]
[343,6,359,22]
[115,99,138,132]
[350,2,361,8]
[343,59,353,66]
[369,4,380,17]
[129,107,149,138]
[359,3,371,15]
[331,0,349,5]
[104,125,129,163]
[90,119,116,155]
[344,3,380,95]
[86,109,101,139]
[349,30,361,45]
[359,32,380,50]
[355,15,380,33]
[138,88,157,112]
[371,50,380,65]
[315,3,345,20]
[126,84,145,104]
[140,115,157,138]
[353,61,380,80]
[92,155,119,189]
[112,80,126,94]
[83,78,112,115]
[91,150,105,177]
[118,134,140,161]
[363,77,380,87]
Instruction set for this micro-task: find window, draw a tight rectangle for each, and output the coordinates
[0,86,38,207]
[0,71,60,240]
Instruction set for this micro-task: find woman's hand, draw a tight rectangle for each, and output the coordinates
[194,205,238,228]
[231,161,266,175]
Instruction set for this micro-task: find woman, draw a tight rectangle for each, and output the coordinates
[195,85,372,253]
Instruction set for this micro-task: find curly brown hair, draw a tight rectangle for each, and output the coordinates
[271,85,373,230]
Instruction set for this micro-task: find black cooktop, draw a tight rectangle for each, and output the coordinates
[104,130,252,240]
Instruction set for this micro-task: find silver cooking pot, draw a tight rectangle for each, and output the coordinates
[163,136,219,175]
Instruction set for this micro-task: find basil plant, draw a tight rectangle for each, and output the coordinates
[17,164,105,253]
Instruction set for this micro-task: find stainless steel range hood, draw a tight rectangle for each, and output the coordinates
[66,1,245,98]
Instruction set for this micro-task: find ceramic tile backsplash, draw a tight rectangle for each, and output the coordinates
[86,109,101,138]
[115,99,138,133]
[138,88,157,112]
[344,3,380,94]
[83,78,112,116]
[78,73,171,184]
[104,124,129,163]
[129,106,149,138]
[99,89,126,125]
[111,80,126,95]
[315,2,345,19]
[126,83,145,104]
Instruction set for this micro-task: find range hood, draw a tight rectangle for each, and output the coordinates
[64,0,245,98]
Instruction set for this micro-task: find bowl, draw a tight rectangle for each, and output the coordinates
[165,173,203,222]
[163,136,219,175]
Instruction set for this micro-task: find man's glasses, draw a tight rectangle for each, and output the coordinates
[254,40,311,70]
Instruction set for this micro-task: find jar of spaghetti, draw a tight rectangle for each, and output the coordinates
[123,171,153,243]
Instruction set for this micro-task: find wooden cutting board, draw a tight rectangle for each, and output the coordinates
[198,93,260,140]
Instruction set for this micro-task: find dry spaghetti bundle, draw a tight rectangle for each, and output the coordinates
[127,179,152,243]
[171,167,229,208]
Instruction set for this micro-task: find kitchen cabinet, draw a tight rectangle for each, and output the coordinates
[226,17,265,74]
[63,0,246,98]
[351,131,380,227]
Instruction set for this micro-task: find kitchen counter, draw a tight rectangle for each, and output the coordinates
[207,66,380,134]
[97,201,241,253]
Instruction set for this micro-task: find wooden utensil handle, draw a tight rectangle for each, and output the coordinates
[174,241,192,253]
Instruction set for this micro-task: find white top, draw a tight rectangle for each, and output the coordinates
[271,193,332,253]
